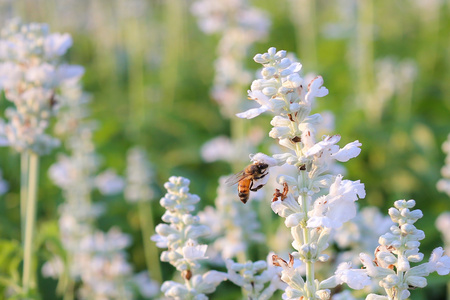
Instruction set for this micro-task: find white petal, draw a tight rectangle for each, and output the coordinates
[236,105,270,119]
[332,140,362,162]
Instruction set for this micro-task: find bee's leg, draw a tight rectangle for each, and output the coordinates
[250,181,265,192]
[253,172,268,180]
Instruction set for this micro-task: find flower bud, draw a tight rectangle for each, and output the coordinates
[405,241,420,249]
[261,67,276,78]
[280,68,293,77]
[401,223,416,234]
[397,255,410,272]
[271,116,291,127]
[393,200,406,208]
[406,252,424,262]
[285,213,304,227]
[262,53,271,61]
[278,58,291,69]
[405,199,416,208]
[275,50,286,59]
[254,54,268,64]
[268,47,276,56]
[262,86,277,96]
[253,260,267,270]
[406,275,427,288]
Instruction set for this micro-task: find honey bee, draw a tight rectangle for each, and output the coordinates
[226,162,269,204]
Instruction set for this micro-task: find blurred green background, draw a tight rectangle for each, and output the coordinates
[0,0,449,299]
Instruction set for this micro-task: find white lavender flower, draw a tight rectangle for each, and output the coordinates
[124,147,154,203]
[360,199,450,299]
[236,47,368,299]
[153,176,227,298]
[0,19,84,155]
[191,0,270,117]
[94,168,125,196]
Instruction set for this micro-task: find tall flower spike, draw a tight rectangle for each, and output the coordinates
[238,47,368,299]
[153,176,227,299]
[124,147,154,203]
[360,200,450,300]
[191,0,270,118]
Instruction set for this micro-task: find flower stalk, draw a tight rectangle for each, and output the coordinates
[22,151,39,294]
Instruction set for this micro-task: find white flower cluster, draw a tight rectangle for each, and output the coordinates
[226,256,285,300]
[124,147,154,203]
[0,19,84,155]
[199,176,264,260]
[237,47,368,299]
[191,0,270,117]
[76,228,134,299]
[153,176,227,299]
[437,133,450,196]
[360,200,450,300]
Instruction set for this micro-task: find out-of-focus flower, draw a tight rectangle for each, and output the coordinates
[132,271,160,298]
[436,212,450,254]
[0,19,84,155]
[124,147,154,203]
[95,169,125,196]
[191,0,270,118]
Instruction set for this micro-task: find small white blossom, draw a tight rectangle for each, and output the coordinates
[94,169,125,195]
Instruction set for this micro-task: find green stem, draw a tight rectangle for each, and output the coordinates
[62,279,74,300]
[22,152,39,294]
[447,281,450,300]
[300,190,315,299]
[20,151,29,244]
[138,200,163,283]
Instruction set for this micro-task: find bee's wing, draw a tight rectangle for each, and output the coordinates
[225,170,250,186]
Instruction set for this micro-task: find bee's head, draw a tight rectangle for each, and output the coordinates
[256,162,269,171]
